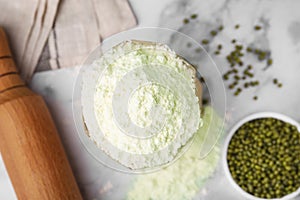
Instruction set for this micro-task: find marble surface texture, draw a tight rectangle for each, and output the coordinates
[1,0,300,199]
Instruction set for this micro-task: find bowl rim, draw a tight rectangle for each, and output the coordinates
[223,111,300,200]
[72,27,227,173]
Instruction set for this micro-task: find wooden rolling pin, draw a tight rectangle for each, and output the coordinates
[0,28,82,199]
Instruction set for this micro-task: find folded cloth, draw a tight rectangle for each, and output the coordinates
[37,0,137,71]
[0,0,136,81]
[0,0,59,81]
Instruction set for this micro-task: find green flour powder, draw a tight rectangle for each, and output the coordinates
[127,106,222,200]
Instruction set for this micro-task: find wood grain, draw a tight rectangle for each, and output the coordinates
[0,95,82,200]
[0,28,12,57]
[0,73,25,92]
[0,58,18,75]
[0,87,32,104]
[0,27,83,200]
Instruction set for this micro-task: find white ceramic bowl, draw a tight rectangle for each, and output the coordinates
[223,112,300,200]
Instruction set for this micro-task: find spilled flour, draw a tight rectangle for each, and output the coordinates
[127,106,222,200]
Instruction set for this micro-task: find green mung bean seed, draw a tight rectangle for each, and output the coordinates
[254,25,262,30]
[183,18,189,24]
[201,39,209,45]
[210,30,217,36]
[190,14,198,19]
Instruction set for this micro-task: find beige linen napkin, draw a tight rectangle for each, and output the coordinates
[0,0,59,81]
[37,0,137,71]
[0,0,136,80]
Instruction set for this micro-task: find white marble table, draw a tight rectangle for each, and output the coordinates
[1,0,300,199]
